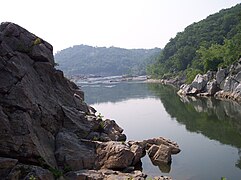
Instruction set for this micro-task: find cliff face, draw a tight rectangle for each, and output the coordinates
[0,22,180,180]
[0,22,92,166]
[0,22,126,178]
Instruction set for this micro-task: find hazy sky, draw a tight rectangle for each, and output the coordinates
[1,0,240,53]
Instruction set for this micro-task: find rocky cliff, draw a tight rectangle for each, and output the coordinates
[178,58,241,103]
[0,22,180,180]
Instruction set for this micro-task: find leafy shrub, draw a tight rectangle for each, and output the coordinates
[49,167,63,179]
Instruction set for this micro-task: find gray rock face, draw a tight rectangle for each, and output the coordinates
[234,71,241,82]
[0,22,180,179]
[179,63,241,103]
[216,68,228,84]
[207,80,220,95]
[178,84,198,96]
[55,131,96,170]
[103,119,127,141]
[191,74,208,91]
[6,164,55,180]
[0,22,54,65]
[0,157,18,177]
[0,22,59,174]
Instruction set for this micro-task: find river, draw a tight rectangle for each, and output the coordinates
[79,82,241,180]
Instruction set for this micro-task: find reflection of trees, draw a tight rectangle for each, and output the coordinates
[148,83,241,148]
[148,84,241,170]
[83,82,241,170]
[81,82,155,104]
[236,149,241,169]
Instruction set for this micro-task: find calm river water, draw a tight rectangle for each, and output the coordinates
[80,82,241,180]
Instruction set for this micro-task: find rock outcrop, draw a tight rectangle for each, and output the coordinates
[0,22,180,179]
[178,59,241,103]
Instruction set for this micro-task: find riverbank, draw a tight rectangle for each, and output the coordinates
[178,58,241,103]
[69,74,148,85]
[146,58,241,104]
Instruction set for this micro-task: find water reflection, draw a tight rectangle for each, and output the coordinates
[237,149,241,169]
[80,82,155,104]
[148,83,241,169]
[151,160,171,173]
[82,82,241,178]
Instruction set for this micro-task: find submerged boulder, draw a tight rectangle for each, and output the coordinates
[143,137,180,173]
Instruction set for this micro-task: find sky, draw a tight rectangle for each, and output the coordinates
[0,0,240,53]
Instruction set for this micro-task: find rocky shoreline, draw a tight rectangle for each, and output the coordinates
[148,58,241,104]
[145,75,186,88]
[0,22,180,179]
[178,60,241,103]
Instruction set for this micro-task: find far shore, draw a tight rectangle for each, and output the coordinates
[145,78,163,83]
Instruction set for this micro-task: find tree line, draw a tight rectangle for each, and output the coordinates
[55,45,161,76]
[147,3,241,83]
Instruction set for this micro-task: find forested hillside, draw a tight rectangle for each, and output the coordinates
[148,3,241,83]
[55,45,161,76]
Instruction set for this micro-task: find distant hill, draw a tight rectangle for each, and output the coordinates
[54,45,161,76]
[148,3,241,83]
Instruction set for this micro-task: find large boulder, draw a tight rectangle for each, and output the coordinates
[55,131,96,170]
[178,84,198,96]
[144,137,180,155]
[147,144,172,173]
[223,76,239,92]
[216,68,228,84]
[96,141,135,169]
[178,73,214,96]
[144,137,180,173]
[191,74,208,91]
[206,80,220,95]
[229,58,241,74]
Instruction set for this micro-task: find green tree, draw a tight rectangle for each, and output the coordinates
[197,44,224,72]
[148,4,241,78]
